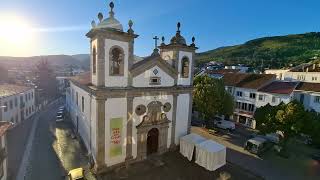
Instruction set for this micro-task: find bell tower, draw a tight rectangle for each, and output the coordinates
[86,2,138,87]
[159,22,197,86]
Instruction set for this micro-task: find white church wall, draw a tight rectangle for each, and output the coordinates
[91,39,98,86]
[69,83,92,154]
[161,51,175,66]
[105,39,129,87]
[105,98,127,166]
[177,51,193,86]
[132,65,175,87]
[131,95,173,159]
[175,93,190,144]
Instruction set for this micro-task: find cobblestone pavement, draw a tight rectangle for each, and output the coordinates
[102,151,262,180]
[25,103,96,180]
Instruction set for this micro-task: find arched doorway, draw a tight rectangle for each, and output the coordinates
[147,128,159,155]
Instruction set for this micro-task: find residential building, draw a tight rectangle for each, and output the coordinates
[0,84,35,124]
[256,81,298,107]
[0,122,13,180]
[265,62,320,83]
[294,82,320,112]
[66,3,196,174]
[223,73,276,128]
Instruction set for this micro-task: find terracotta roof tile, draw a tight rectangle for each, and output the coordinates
[69,72,91,85]
[258,81,298,94]
[295,82,320,92]
[0,84,32,98]
[223,73,275,89]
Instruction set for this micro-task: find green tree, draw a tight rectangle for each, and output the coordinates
[254,101,306,148]
[193,75,234,124]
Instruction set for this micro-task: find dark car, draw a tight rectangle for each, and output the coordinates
[191,119,204,127]
[311,154,320,163]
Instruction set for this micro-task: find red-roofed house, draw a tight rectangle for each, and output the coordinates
[294,82,320,112]
[256,81,299,108]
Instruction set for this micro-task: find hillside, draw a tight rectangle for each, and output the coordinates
[196,32,320,68]
[0,54,90,70]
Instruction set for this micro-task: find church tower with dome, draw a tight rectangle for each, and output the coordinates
[66,1,198,174]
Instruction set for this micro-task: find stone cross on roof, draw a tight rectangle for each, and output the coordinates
[153,36,159,49]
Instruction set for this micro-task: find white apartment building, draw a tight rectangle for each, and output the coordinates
[0,84,36,124]
[223,73,275,128]
[294,82,320,113]
[0,122,13,180]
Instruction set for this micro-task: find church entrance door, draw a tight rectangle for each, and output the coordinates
[147,128,159,155]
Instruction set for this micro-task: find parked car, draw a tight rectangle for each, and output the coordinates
[214,118,235,131]
[56,114,64,122]
[244,137,272,155]
[68,168,85,180]
[191,119,204,127]
[311,153,320,163]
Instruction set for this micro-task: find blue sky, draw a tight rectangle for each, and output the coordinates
[0,0,319,57]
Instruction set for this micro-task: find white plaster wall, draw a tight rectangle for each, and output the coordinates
[265,69,289,80]
[234,87,257,104]
[177,51,193,86]
[175,93,190,144]
[105,39,129,87]
[1,88,35,124]
[105,98,127,166]
[284,72,320,83]
[294,91,320,112]
[131,95,173,159]
[132,65,174,87]
[161,51,174,66]
[256,92,292,108]
[91,39,98,86]
[69,83,92,153]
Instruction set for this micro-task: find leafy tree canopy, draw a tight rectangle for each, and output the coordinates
[193,75,234,122]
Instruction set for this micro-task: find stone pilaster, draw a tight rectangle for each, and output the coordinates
[94,98,106,173]
[126,97,134,160]
[170,93,178,149]
[187,92,193,134]
[97,37,105,87]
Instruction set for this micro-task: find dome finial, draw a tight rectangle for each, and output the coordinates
[190,36,196,47]
[161,36,165,45]
[177,22,181,32]
[109,1,115,18]
[128,20,134,34]
[98,12,103,22]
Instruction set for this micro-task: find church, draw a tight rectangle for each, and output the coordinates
[66,2,197,173]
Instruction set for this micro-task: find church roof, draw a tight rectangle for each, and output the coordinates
[130,54,178,78]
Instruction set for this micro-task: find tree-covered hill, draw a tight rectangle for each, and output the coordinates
[196,32,320,69]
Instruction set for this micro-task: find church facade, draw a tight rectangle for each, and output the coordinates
[66,2,197,173]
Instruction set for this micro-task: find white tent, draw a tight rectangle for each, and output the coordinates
[180,133,207,161]
[195,140,226,171]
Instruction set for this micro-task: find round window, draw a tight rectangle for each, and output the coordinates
[163,102,172,112]
[135,105,146,116]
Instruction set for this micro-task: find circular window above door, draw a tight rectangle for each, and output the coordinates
[135,105,146,116]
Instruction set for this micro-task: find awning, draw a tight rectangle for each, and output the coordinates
[180,133,207,161]
[195,140,226,171]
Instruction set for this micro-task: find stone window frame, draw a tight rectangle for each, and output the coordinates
[92,46,97,75]
[109,45,125,76]
[149,77,161,85]
[181,56,190,78]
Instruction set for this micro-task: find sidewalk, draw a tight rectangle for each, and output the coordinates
[52,119,96,180]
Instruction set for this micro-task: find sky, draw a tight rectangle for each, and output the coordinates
[0,0,319,57]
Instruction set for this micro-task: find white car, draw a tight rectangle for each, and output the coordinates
[214,119,235,131]
[56,115,64,122]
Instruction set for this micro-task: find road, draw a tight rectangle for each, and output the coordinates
[24,102,96,180]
